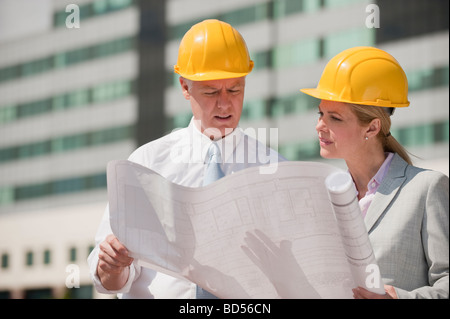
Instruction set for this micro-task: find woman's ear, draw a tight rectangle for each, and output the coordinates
[179,77,191,100]
[366,118,382,138]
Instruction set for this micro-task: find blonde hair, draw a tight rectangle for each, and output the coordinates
[349,103,412,165]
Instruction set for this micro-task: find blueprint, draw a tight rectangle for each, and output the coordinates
[107,160,384,298]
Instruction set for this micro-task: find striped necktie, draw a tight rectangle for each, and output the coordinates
[196,142,224,298]
[202,142,225,186]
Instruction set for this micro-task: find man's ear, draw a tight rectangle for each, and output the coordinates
[179,77,191,100]
[366,118,382,138]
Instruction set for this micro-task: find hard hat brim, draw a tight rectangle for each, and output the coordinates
[300,88,410,108]
[174,60,254,81]
[175,70,252,82]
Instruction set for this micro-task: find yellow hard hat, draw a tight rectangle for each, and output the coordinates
[300,46,410,108]
[174,19,254,81]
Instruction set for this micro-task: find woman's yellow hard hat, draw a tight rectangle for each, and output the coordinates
[174,19,254,81]
[301,46,410,108]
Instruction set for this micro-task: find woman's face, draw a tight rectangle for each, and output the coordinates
[316,100,369,160]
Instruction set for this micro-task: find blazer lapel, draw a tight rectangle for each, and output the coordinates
[364,154,408,233]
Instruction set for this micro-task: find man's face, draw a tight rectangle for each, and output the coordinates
[180,77,246,140]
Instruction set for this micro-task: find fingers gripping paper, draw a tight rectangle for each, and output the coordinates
[107,160,384,298]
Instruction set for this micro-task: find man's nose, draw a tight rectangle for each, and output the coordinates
[217,91,231,108]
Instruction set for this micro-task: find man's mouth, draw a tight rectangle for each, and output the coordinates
[215,115,232,120]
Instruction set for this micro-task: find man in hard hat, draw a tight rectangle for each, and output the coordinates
[88,19,285,299]
[300,46,448,299]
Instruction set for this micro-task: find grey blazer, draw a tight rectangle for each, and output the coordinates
[365,153,449,299]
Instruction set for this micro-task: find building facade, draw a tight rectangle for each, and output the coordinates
[0,0,448,298]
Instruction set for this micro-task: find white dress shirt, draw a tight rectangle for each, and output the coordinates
[87,118,285,298]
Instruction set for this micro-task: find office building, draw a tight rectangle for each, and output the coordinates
[0,0,447,298]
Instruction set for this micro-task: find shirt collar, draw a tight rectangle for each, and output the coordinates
[188,117,243,164]
[367,152,395,191]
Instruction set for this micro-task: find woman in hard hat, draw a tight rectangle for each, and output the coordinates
[301,46,449,299]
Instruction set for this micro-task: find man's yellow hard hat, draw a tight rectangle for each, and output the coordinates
[174,19,254,81]
[301,46,410,108]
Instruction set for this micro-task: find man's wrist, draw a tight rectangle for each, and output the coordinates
[98,265,130,291]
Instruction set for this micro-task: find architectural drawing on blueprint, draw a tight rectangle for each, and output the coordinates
[107,160,384,298]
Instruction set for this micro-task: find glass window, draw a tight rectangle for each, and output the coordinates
[221,3,270,26]
[398,124,434,147]
[280,140,319,161]
[169,18,204,40]
[69,247,77,262]
[65,47,92,66]
[0,105,17,124]
[323,27,375,59]
[0,147,17,163]
[26,251,34,266]
[18,99,52,118]
[297,140,320,160]
[273,38,320,69]
[53,10,67,27]
[0,187,14,205]
[325,0,366,8]
[54,53,67,69]
[1,125,132,164]
[0,65,20,83]
[172,112,192,129]
[441,66,449,87]
[114,80,131,97]
[303,0,322,12]
[21,57,54,77]
[66,285,94,299]
[1,37,135,85]
[79,3,93,21]
[274,0,304,18]
[92,83,112,102]
[52,95,67,111]
[377,0,448,44]
[24,288,53,299]
[52,178,85,195]
[17,141,51,159]
[61,134,88,151]
[93,0,108,14]
[279,143,301,160]
[55,0,134,28]
[9,172,108,204]
[406,70,422,92]
[406,65,449,92]
[87,173,107,189]
[252,50,271,70]
[43,250,51,265]
[1,253,8,269]
[270,93,317,117]
[15,182,51,200]
[109,0,133,10]
[242,99,267,120]
[90,126,132,145]
[67,89,90,107]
